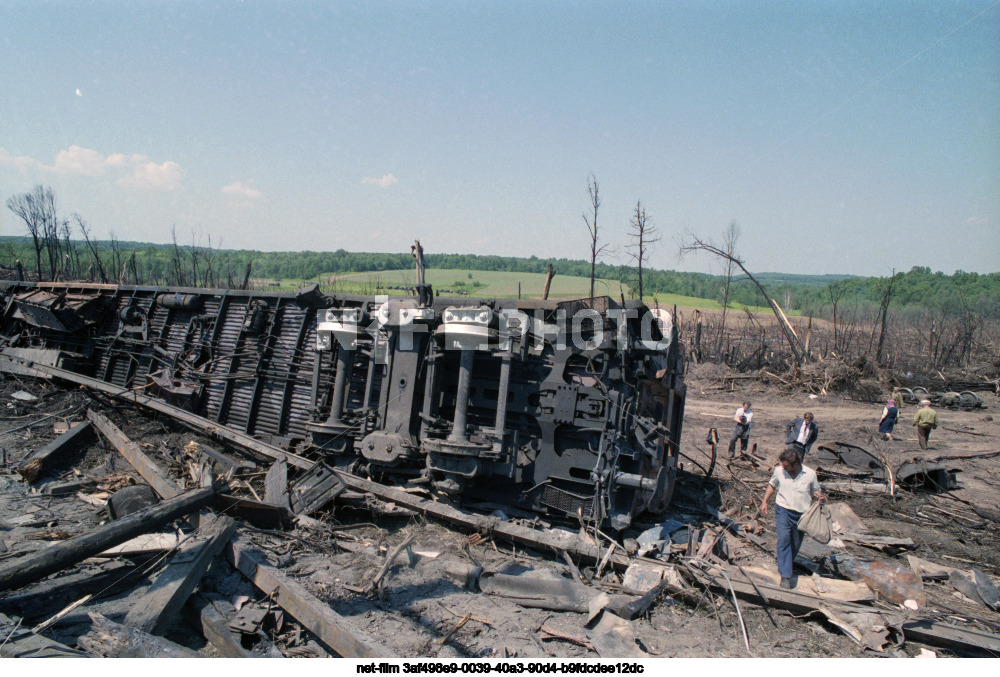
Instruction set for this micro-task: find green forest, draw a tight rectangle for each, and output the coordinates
[2,233,997,320]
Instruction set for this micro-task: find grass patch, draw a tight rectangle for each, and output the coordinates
[319,268,627,300]
[263,267,742,311]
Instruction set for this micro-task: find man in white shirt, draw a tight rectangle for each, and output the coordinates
[727,401,753,458]
[760,448,825,589]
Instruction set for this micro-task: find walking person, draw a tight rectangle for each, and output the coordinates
[760,448,826,589]
[878,399,899,441]
[727,401,753,458]
[912,399,939,450]
[785,412,818,458]
[891,387,905,412]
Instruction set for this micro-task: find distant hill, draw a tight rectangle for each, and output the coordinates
[752,272,856,287]
[0,236,996,315]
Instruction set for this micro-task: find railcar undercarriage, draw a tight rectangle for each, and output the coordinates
[0,279,685,530]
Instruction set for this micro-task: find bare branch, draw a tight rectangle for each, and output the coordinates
[678,229,807,366]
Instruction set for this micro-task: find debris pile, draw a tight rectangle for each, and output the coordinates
[1,378,999,658]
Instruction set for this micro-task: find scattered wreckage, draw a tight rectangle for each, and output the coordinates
[814,441,961,493]
[2,274,1000,658]
[0,277,685,531]
[895,387,986,410]
[3,397,999,657]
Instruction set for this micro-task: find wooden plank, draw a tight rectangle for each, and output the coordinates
[264,457,289,509]
[0,612,90,657]
[686,563,877,616]
[823,481,891,495]
[225,535,389,658]
[78,612,201,658]
[736,565,874,603]
[182,594,252,658]
[123,514,237,635]
[16,420,95,482]
[184,441,255,474]
[334,471,605,563]
[87,409,183,499]
[0,486,217,593]
[838,532,914,547]
[96,532,182,557]
[901,619,1000,654]
[0,560,136,621]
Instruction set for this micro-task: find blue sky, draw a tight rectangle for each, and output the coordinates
[1,1,997,277]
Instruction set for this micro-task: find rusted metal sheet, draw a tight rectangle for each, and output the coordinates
[828,555,927,606]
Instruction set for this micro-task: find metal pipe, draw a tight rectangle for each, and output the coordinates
[614,471,658,492]
[326,346,354,426]
[448,349,474,442]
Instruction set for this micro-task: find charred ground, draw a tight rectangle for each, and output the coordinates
[1,357,998,658]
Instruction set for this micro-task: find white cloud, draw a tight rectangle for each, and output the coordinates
[361,173,398,188]
[117,160,183,190]
[105,152,147,167]
[221,181,262,200]
[0,147,42,171]
[0,145,182,190]
[52,145,107,176]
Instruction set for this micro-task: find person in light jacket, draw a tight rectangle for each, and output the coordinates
[912,399,939,449]
[785,412,818,458]
[760,448,826,589]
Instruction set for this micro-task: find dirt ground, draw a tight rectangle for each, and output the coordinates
[1,362,998,659]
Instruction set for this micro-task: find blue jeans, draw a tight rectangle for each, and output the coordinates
[775,504,803,579]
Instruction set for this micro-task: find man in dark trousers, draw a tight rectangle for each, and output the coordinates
[785,411,818,458]
[727,401,753,458]
[760,448,825,589]
[912,399,939,449]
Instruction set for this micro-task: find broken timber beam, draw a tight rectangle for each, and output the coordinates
[900,619,1000,655]
[122,514,237,635]
[182,594,252,658]
[264,457,290,509]
[334,470,605,563]
[184,441,256,474]
[5,359,312,469]
[0,560,136,621]
[87,409,183,499]
[225,535,389,658]
[16,420,94,482]
[838,532,914,548]
[0,612,90,658]
[0,486,218,593]
[78,612,201,658]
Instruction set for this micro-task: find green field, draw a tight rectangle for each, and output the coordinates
[272,267,772,312]
[322,268,626,300]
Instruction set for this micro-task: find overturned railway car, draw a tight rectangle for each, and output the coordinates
[0,281,686,529]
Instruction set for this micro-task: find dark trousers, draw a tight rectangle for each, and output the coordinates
[917,425,932,449]
[728,425,749,456]
[775,504,803,579]
[786,442,806,460]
